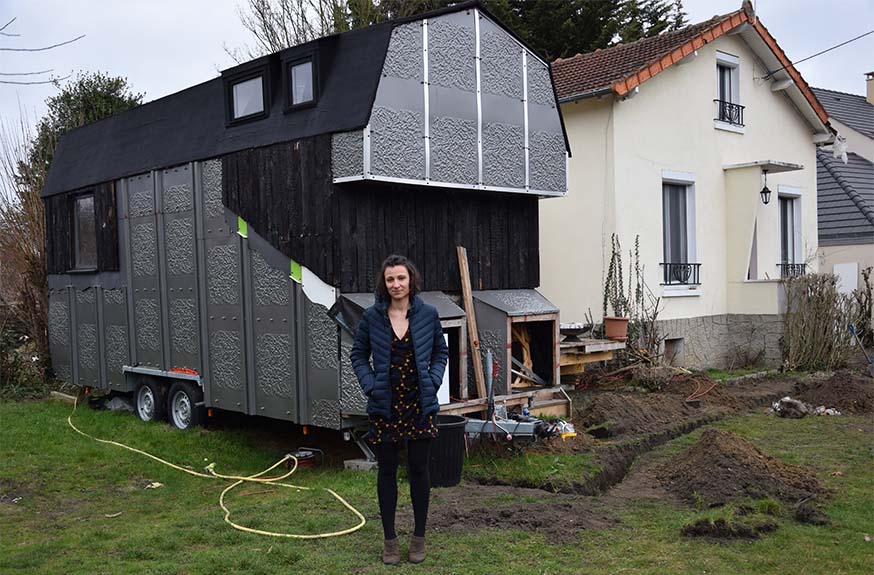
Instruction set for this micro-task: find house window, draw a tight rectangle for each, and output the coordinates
[778,190,803,277]
[289,59,315,107]
[73,194,97,269]
[715,51,743,127]
[661,178,700,286]
[231,75,265,120]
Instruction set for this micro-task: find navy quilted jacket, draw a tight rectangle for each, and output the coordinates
[350,295,449,419]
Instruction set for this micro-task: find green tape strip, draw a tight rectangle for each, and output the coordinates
[290,260,302,283]
[237,216,248,238]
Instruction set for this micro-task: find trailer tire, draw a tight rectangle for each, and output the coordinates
[167,381,205,430]
[134,379,166,423]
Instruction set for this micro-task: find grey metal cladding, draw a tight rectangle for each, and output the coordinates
[76,290,96,305]
[370,106,425,180]
[474,289,559,315]
[135,298,160,352]
[163,183,193,214]
[131,222,158,277]
[105,325,128,375]
[77,323,98,370]
[339,337,367,414]
[382,22,422,81]
[529,131,566,193]
[128,188,154,217]
[48,297,70,348]
[428,15,475,92]
[483,122,524,188]
[478,328,506,388]
[430,116,478,184]
[55,363,72,384]
[481,25,522,99]
[252,251,289,307]
[527,62,555,108]
[208,243,240,305]
[170,298,198,355]
[310,398,341,429]
[256,333,295,398]
[307,300,338,370]
[201,160,224,219]
[210,330,244,390]
[104,288,125,306]
[331,131,364,179]
[165,217,195,275]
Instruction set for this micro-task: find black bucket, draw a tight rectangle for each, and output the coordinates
[429,414,467,488]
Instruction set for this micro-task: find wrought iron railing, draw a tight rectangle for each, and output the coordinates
[778,263,807,279]
[714,99,745,126]
[661,262,702,285]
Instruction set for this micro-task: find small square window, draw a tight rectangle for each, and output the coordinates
[231,75,265,120]
[290,61,314,105]
[73,194,97,269]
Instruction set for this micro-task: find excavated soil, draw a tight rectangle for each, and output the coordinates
[793,371,874,415]
[655,428,830,507]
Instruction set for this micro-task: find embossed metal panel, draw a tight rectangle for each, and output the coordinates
[48,288,73,385]
[102,287,129,390]
[339,330,367,415]
[201,160,248,411]
[303,297,340,429]
[127,172,163,368]
[471,297,509,396]
[161,165,200,371]
[75,288,100,387]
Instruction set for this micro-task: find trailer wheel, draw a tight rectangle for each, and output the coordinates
[134,379,166,423]
[167,381,205,430]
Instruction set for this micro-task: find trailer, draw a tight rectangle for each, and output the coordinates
[42,1,570,434]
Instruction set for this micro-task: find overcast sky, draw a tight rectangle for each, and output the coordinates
[1,0,872,125]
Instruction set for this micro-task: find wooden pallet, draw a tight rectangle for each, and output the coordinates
[559,337,625,376]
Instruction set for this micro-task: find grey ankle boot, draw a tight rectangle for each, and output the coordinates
[382,537,400,565]
[409,535,426,564]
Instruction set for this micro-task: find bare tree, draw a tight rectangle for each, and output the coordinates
[0,17,84,86]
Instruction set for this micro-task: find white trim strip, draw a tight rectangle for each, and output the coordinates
[422,18,430,181]
[363,123,371,176]
[474,9,483,185]
[346,172,563,196]
[522,49,530,191]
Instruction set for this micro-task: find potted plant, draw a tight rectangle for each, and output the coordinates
[602,233,630,341]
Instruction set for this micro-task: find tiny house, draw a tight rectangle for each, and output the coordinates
[42,1,569,433]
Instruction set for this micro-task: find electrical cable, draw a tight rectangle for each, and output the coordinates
[759,29,874,80]
[67,395,366,539]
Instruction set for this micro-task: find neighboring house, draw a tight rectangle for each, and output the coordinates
[812,79,874,294]
[542,0,832,368]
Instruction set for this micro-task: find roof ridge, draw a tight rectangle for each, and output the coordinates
[817,148,874,226]
[811,86,868,100]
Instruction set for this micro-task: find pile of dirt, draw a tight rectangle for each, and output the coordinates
[655,429,829,507]
[794,371,874,415]
[681,517,778,540]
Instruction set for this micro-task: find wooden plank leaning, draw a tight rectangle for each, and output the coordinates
[457,246,487,400]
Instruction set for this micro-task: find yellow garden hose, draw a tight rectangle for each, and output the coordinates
[66,395,366,539]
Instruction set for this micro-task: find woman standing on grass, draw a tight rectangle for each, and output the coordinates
[350,254,448,565]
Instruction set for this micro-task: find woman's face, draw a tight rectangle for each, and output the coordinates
[384,265,410,303]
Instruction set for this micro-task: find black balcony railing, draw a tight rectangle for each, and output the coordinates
[661,262,702,286]
[778,263,807,279]
[714,99,745,126]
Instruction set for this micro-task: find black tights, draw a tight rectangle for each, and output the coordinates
[376,438,431,540]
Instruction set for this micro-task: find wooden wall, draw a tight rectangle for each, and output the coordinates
[44,182,118,274]
[222,136,540,293]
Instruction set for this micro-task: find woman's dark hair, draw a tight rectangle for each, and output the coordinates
[376,254,422,301]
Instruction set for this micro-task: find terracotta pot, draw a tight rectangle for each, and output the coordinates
[603,316,629,341]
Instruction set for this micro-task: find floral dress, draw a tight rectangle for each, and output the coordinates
[369,328,439,444]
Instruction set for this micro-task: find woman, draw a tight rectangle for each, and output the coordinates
[350,254,448,565]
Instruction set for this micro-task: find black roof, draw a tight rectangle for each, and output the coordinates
[817,149,874,246]
[811,87,874,139]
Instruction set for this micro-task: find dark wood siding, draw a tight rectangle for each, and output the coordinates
[44,181,119,274]
[222,137,540,293]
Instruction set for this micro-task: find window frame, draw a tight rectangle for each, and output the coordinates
[283,54,318,112]
[224,64,270,126]
[660,171,699,292]
[714,51,743,132]
[777,186,802,266]
[71,192,98,272]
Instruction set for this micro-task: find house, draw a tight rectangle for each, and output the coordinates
[812,78,874,294]
[541,1,832,368]
[41,1,570,433]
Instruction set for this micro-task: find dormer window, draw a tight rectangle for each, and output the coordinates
[286,57,317,109]
[714,51,743,131]
[224,64,270,125]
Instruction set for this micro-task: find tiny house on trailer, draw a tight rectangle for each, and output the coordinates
[42,1,570,434]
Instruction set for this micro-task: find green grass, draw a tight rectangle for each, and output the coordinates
[705,367,774,380]
[464,449,601,491]
[1,399,872,574]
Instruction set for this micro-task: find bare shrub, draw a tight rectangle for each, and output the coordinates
[783,273,858,371]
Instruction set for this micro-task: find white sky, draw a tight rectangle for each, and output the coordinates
[1,0,872,124]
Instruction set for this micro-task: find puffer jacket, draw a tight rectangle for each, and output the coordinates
[350,294,449,419]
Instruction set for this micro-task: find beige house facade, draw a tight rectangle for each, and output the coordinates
[542,3,832,368]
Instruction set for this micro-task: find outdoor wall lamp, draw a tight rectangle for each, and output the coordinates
[760,169,772,205]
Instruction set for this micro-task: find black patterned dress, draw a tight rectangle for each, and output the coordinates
[369,328,439,444]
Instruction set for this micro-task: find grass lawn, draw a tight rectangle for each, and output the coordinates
[1,398,872,574]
